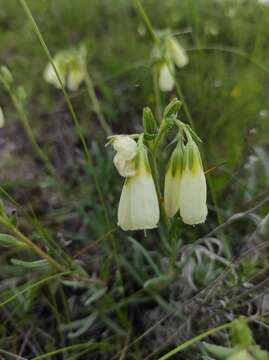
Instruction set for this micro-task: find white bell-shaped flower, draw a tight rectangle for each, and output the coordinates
[167,36,189,68]
[179,140,207,225]
[44,47,86,91]
[118,137,160,231]
[0,106,5,128]
[164,143,184,217]
[159,62,175,92]
[111,135,137,177]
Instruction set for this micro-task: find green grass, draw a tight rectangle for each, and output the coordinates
[0,0,269,359]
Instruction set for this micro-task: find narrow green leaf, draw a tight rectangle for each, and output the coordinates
[0,234,28,248]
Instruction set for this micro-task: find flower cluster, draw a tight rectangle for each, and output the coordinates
[153,31,189,92]
[108,98,207,231]
[44,45,87,91]
[109,135,160,231]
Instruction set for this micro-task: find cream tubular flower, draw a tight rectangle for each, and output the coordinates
[164,143,184,218]
[167,36,188,68]
[43,47,86,91]
[118,136,160,231]
[179,140,207,225]
[159,62,175,92]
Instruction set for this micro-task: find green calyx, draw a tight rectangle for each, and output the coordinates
[169,142,184,177]
[230,318,253,348]
[143,107,157,140]
[183,138,202,173]
[164,98,182,119]
[134,134,151,174]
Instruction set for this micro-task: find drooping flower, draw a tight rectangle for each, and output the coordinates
[118,136,160,231]
[156,34,188,92]
[179,139,207,225]
[0,106,5,128]
[164,142,184,217]
[44,46,86,91]
[110,135,137,177]
[167,35,188,68]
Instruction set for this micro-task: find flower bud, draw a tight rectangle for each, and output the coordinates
[143,107,157,140]
[112,136,137,161]
[164,98,182,119]
[179,140,207,225]
[118,137,159,230]
[0,66,13,85]
[167,36,188,68]
[164,143,184,218]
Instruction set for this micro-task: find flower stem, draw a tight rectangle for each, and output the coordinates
[133,0,159,44]
[84,67,112,136]
[153,65,162,123]
[158,321,233,359]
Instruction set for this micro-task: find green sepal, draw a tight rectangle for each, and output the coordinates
[182,140,194,171]
[135,135,152,174]
[185,124,203,143]
[183,139,203,172]
[203,342,241,359]
[0,66,13,86]
[230,318,253,348]
[164,98,182,119]
[251,346,269,360]
[170,142,184,177]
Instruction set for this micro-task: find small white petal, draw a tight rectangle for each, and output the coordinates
[43,62,63,89]
[168,37,188,68]
[179,167,207,225]
[113,153,136,177]
[113,136,137,160]
[159,63,175,92]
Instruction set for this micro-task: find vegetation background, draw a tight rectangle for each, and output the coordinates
[0,0,269,359]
